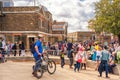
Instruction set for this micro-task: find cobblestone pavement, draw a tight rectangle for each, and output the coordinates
[0,61,119,80]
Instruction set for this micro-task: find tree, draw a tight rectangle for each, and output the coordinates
[89,0,120,43]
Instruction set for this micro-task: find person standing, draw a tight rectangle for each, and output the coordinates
[95,47,102,70]
[32,35,44,75]
[19,41,22,56]
[74,47,82,72]
[21,41,26,56]
[12,42,17,56]
[81,47,87,70]
[98,46,110,78]
[60,50,65,68]
[67,42,74,69]
[6,41,12,57]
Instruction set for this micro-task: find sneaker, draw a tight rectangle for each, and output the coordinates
[77,70,80,73]
[61,66,64,68]
[32,72,37,76]
[98,75,102,77]
[106,76,110,78]
[74,69,76,72]
[70,67,73,69]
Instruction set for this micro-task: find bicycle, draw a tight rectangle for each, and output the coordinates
[32,52,56,79]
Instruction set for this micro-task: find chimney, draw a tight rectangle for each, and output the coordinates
[0,1,3,15]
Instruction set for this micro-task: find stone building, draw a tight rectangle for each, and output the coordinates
[67,31,95,42]
[0,5,53,50]
[52,21,68,42]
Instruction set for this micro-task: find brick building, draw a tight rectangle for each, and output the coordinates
[52,21,68,42]
[67,31,95,42]
[0,5,53,50]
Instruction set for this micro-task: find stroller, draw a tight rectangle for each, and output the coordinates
[0,48,7,63]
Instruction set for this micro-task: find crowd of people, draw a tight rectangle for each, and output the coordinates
[0,36,120,78]
[57,39,120,78]
[0,39,26,57]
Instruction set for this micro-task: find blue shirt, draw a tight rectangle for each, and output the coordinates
[101,50,110,62]
[67,42,73,50]
[35,40,43,54]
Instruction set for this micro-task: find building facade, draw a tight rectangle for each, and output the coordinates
[52,21,68,42]
[0,6,53,50]
[67,31,95,42]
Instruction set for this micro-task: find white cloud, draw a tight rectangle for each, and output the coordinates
[14,0,100,33]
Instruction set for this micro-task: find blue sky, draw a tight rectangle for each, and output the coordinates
[14,0,100,33]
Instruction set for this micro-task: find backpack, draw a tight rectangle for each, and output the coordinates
[30,43,36,54]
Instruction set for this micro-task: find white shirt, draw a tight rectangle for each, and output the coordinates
[96,50,101,56]
[2,40,6,49]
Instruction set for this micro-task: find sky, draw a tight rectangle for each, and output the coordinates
[14,0,100,33]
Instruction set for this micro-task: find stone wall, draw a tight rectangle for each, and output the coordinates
[2,13,39,31]
[3,6,39,12]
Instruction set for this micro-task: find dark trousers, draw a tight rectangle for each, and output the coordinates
[69,58,73,68]
[98,60,109,77]
[33,53,42,72]
[67,50,71,58]
[74,62,80,71]
[19,50,21,56]
[61,58,65,68]
[34,59,42,72]
[81,63,86,70]
[108,64,116,74]
[14,50,17,56]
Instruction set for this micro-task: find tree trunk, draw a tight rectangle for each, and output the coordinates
[117,34,120,44]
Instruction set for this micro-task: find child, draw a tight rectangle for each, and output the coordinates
[60,50,65,68]
[95,47,101,70]
[74,47,82,72]
[81,47,87,70]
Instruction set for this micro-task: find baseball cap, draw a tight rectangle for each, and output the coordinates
[38,34,44,39]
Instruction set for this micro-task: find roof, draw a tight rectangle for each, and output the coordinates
[53,22,66,25]
[52,22,68,31]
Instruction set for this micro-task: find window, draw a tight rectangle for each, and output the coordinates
[3,2,10,7]
[14,35,20,43]
[38,20,41,28]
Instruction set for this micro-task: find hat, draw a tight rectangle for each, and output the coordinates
[38,34,44,39]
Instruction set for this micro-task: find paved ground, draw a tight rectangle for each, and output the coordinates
[0,61,119,80]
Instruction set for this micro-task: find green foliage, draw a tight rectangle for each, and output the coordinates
[117,51,120,64]
[89,0,120,35]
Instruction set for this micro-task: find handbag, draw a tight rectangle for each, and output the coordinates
[77,58,82,63]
